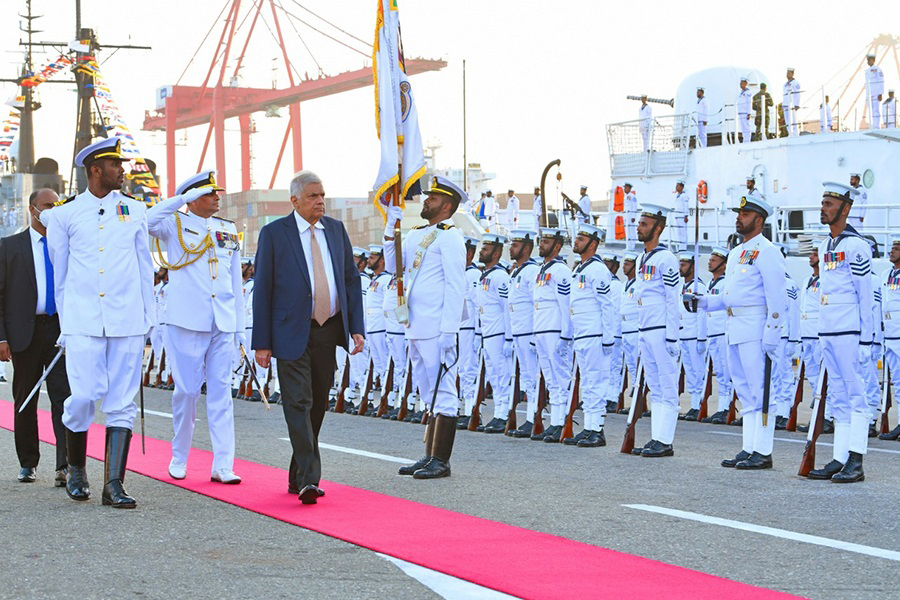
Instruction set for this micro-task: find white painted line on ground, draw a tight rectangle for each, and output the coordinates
[144,408,174,419]
[278,438,414,464]
[377,552,516,599]
[708,430,900,455]
[624,504,900,562]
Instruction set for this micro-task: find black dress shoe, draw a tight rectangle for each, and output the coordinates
[641,440,674,457]
[617,408,629,415]
[709,410,727,425]
[231,388,239,398]
[606,401,618,413]
[509,421,534,438]
[17,467,36,483]
[269,392,281,405]
[478,417,498,432]
[879,424,900,440]
[413,457,451,479]
[821,419,834,434]
[530,427,549,441]
[683,408,700,422]
[411,410,425,423]
[807,459,843,480]
[631,440,652,456]
[55,468,67,488]
[288,483,299,495]
[796,423,810,433]
[642,410,652,418]
[456,416,470,430]
[563,429,590,445]
[721,450,751,468]
[576,429,606,447]
[868,423,878,438]
[730,416,743,426]
[542,425,563,443]
[775,416,788,430]
[299,484,320,504]
[831,452,864,483]
[399,455,432,476]
[483,419,507,434]
[735,451,773,470]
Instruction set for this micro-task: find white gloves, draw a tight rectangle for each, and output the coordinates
[556,339,571,359]
[784,341,797,359]
[439,333,457,365]
[858,345,871,365]
[666,341,679,358]
[384,205,404,238]
[181,186,210,204]
[237,332,248,348]
[56,334,66,350]
[503,340,514,358]
[763,341,779,360]
[693,294,708,310]
[696,340,707,355]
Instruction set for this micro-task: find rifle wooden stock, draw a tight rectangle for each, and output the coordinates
[786,360,806,431]
[533,372,548,436]
[678,360,685,396]
[377,358,394,417]
[880,364,892,435]
[244,368,254,399]
[155,349,166,387]
[799,369,828,477]
[616,359,628,413]
[358,358,375,415]
[698,354,713,421]
[398,358,412,421]
[334,355,351,414]
[725,390,737,424]
[506,357,521,434]
[468,356,486,431]
[620,363,646,454]
[561,365,581,440]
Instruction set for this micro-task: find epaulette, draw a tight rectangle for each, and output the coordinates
[212,215,235,224]
[55,194,76,207]
[436,223,455,230]
[412,224,427,230]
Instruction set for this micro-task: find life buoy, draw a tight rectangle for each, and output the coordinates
[697,180,708,204]
[615,215,625,240]
[613,186,625,212]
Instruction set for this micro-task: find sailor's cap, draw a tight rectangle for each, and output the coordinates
[533,185,541,191]
[580,184,588,189]
[675,179,686,186]
[696,86,705,92]
[482,233,507,246]
[746,174,755,181]
[539,227,566,240]
[176,170,225,196]
[733,194,774,218]
[75,137,127,168]
[601,252,619,262]
[890,237,900,247]
[678,252,695,262]
[240,256,253,266]
[786,67,795,71]
[640,202,671,220]
[822,181,860,204]
[710,247,729,258]
[576,223,605,239]
[507,188,515,193]
[640,93,648,98]
[509,229,537,243]
[352,246,369,258]
[426,175,468,205]
[740,76,749,83]
[368,244,383,256]
[866,53,876,59]
[849,172,861,178]
[464,236,480,248]
[622,251,639,262]
[485,189,492,194]
[889,89,895,93]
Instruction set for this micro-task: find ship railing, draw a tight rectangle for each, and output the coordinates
[606,114,692,177]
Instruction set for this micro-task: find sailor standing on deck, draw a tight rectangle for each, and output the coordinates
[699,247,732,424]
[624,183,638,251]
[865,53,884,129]
[40,137,156,507]
[631,203,682,457]
[385,176,466,480]
[746,176,761,201]
[691,194,786,469]
[506,230,540,438]
[820,95,833,132]
[695,87,709,147]
[531,186,543,227]
[878,238,900,440]
[738,77,753,144]
[848,173,867,229]
[456,237,480,429]
[884,90,897,128]
[577,186,591,224]
[506,190,520,230]
[639,95,653,152]
[783,68,801,136]
[671,180,690,252]
[482,190,497,231]
[677,252,707,422]
[807,182,873,483]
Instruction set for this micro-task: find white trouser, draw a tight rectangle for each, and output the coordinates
[821,333,868,458]
[726,339,776,455]
[349,340,369,390]
[697,121,707,147]
[870,96,881,129]
[885,345,900,404]
[386,332,408,392]
[625,217,638,251]
[622,330,640,386]
[269,357,280,393]
[462,334,481,416]
[801,338,823,395]
[334,346,348,387]
[367,331,389,387]
[784,104,798,136]
[457,328,477,411]
[640,126,650,152]
[574,333,610,429]
[638,328,679,444]
[513,334,539,422]
[168,324,236,473]
[671,219,686,249]
[739,113,752,143]
[408,336,459,418]
[63,334,143,432]
[861,344,881,420]
[708,336,732,412]
[680,338,706,409]
[774,340,795,418]
[150,325,163,368]
[482,333,512,420]
[534,331,572,426]
[604,338,624,403]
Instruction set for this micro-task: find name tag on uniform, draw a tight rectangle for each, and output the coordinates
[116,202,130,222]
[183,227,199,235]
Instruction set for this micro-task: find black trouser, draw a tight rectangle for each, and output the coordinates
[12,314,70,470]
[281,314,344,490]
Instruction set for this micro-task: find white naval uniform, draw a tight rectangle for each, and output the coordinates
[349,270,372,392]
[506,195,520,229]
[881,267,900,404]
[383,219,466,418]
[570,256,616,431]
[365,271,391,390]
[532,257,573,427]
[775,276,801,419]
[155,281,171,381]
[848,185,867,229]
[671,191,690,251]
[620,278,640,393]
[704,234,786,457]
[603,275,625,406]
[884,96,897,128]
[738,87,753,143]
[696,96,709,147]
[150,281,166,376]
[866,64,884,129]
[635,245,681,444]
[800,275,823,393]
[475,264,513,420]
[639,103,653,152]
[508,259,540,423]
[43,189,155,432]
[820,103,833,133]
[481,196,497,231]
[577,194,591,224]
[532,195,543,227]
[460,263,482,416]
[240,277,269,390]
[624,191,638,250]
[383,274,409,402]
[862,274,883,421]
[783,78,801,136]
[705,275,732,412]
[680,277,708,411]
[818,226,873,461]
[147,195,244,474]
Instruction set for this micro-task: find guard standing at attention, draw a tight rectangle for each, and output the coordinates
[879,238,900,440]
[506,230,540,438]
[865,53,885,129]
[672,180,690,252]
[619,252,641,409]
[457,237,481,428]
[624,183,638,251]
[602,252,624,413]
[783,68,801,136]
[738,77,753,143]
[700,247,732,424]
[696,87,709,147]
[678,252,707,421]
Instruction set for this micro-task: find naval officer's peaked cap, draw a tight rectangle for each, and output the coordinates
[76,137,127,167]
[426,176,467,205]
[177,170,225,196]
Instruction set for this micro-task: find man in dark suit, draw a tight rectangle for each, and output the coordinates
[0,188,70,485]
[253,170,364,505]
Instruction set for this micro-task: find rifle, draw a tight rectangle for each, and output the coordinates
[786,360,806,431]
[532,371,548,436]
[155,349,166,388]
[397,357,412,421]
[143,349,155,387]
[506,355,521,434]
[620,361,646,454]
[698,354,713,421]
[358,357,375,416]
[678,358,685,396]
[616,356,628,413]
[468,355,487,431]
[561,364,581,440]
[798,368,828,477]
[334,354,351,414]
[560,191,588,219]
[725,390,738,424]
[761,354,773,427]
[880,363,892,435]
[377,357,394,417]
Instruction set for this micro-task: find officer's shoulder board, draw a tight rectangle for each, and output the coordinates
[212,215,235,224]
[55,194,77,206]
[412,224,427,230]
[436,223,455,230]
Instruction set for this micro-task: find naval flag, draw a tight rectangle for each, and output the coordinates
[372,0,426,221]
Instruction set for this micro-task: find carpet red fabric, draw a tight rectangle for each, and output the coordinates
[0,400,800,599]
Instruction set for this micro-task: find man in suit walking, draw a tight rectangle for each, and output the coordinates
[253,170,364,505]
[0,188,70,485]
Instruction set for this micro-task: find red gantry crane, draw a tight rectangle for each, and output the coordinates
[142,0,445,196]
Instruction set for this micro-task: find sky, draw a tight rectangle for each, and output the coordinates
[2,0,899,198]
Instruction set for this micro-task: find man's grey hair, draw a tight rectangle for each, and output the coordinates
[290,170,322,198]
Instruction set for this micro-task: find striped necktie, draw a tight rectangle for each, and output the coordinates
[310,228,330,326]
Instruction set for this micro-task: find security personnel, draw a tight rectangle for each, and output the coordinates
[624,183,638,251]
[820,95,834,132]
[529,228,573,443]
[619,252,640,411]
[672,180,690,252]
[565,224,615,447]
[678,252,707,421]
[783,68,801,136]
[753,83,774,140]
[632,203,681,457]
[884,89,897,128]
[457,237,480,428]
[639,95,653,152]
[482,189,497,231]
[506,190,520,229]
[879,238,900,440]
[700,247,732,424]
[693,194,786,469]
[365,245,391,410]
[848,173,867,229]
[774,258,801,430]
[864,262,884,434]
[602,252,624,413]
[696,87,709,147]
[507,230,540,437]
[738,77,753,144]
[474,233,513,433]
[807,182,873,483]
[150,268,170,388]
[865,53,884,129]
[384,176,466,479]
[41,137,155,507]
[348,247,371,405]
[240,259,265,403]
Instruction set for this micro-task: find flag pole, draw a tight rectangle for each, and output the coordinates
[393,144,405,308]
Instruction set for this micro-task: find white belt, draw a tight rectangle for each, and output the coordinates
[707,309,726,314]
[534,301,558,310]
[800,312,818,321]
[621,313,637,322]
[886,311,896,321]
[820,293,857,305]
[570,305,601,316]
[479,305,503,315]
[509,302,531,313]
[726,305,767,317]
[637,298,665,307]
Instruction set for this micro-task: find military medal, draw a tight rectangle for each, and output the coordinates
[823,251,845,270]
[738,250,758,265]
[640,265,655,280]
[482,278,490,291]
[578,274,587,289]
[116,202,130,222]
[537,272,551,287]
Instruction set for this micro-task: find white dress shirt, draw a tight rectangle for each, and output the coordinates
[293,211,338,319]
[29,226,48,315]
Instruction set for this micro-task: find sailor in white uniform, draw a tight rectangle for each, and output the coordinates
[799,242,823,408]
[695,87,709,147]
[848,173,868,229]
[619,252,641,410]
[820,95,833,132]
[365,245,391,405]
[746,176,762,201]
[884,89,897,128]
[506,230,541,438]
[807,182,873,483]
[529,228,573,443]
[531,186,543,227]
[783,68,801,136]
[677,252,707,421]
[348,248,371,405]
[865,53,884,129]
[482,190,497,231]
[149,268,170,387]
[381,260,408,417]
[671,180,690,252]
[624,182,638,251]
[602,253,625,413]
[506,190,520,230]
[774,251,801,430]
[631,203,682,457]
[384,176,466,480]
[639,95,653,152]
[692,194,786,470]
[878,238,900,440]
[699,247,732,424]
[863,260,884,433]
[576,185,591,224]
[738,77,753,144]
[41,137,156,507]
[456,237,481,429]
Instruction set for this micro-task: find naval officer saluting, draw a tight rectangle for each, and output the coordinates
[384,176,466,479]
[147,170,244,484]
[40,137,156,508]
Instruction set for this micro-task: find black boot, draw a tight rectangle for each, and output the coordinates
[542,425,563,443]
[721,450,751,468]
[413,415,455,479]
[101,427,136,508]
[563,429,590,446]
[735,451,773,470]
[510,421,534,438]
[879,424,900,441]
[576,429,606,448]
[807,459,843,480]
[868,423,878,438]
[399,418,435,475]
[831,452,864,483]
[65,429,90,501]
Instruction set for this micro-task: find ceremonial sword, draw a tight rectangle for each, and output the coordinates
[761,353,773,427]
[17,346,64,414]
[239,344,270,409]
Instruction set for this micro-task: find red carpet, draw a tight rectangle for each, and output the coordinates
[0,400,800,599]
